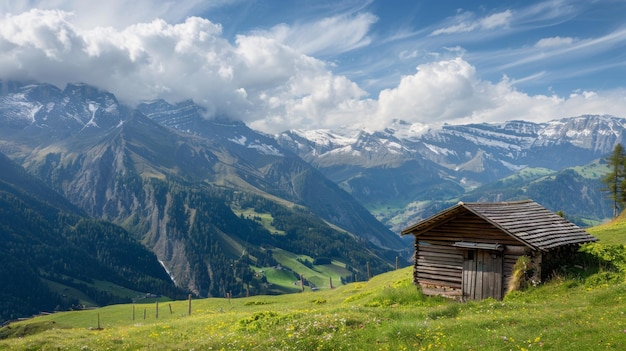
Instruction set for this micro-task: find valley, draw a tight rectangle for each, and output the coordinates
[1,1,625,349]
[2,222,625,350]
[0,80,621,325]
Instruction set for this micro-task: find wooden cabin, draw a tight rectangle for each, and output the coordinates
[401,200,597,301]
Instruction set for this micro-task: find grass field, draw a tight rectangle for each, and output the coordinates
[232,208,285,235]
[271,249,352,288]
[587,211,626,245]
[2,221,626,350]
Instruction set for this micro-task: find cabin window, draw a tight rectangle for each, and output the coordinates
[467,250,474,260]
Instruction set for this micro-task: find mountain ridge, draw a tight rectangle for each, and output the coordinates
[276,114,622,230]
[0,151,181,323]
[1,80,621,297]
[0,81,406,300]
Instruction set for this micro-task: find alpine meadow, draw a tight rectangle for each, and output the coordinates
[1,230,626,350]
[2,1,626,350]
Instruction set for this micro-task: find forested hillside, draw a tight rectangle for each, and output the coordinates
[128,179,398,297]
[0,148,398,323]
[0,82,407,299]
[0,153,182,323]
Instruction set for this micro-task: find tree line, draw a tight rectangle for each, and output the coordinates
[152,180,397,298]
[603,144,626,217]
[0,185,183,323]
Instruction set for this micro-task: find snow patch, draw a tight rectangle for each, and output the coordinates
[291,129,356,147]
[81,102,100,130]
[0,93,42,124]
[499,159,526,171]
[230,135,283,156]
[423,143,455,156]
[228,135,247,146]
[248,142,283,156]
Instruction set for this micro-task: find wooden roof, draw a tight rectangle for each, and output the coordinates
[401,200,597,251]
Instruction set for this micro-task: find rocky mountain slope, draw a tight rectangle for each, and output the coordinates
[0,152,180,323]
[0,81,405,298]
[136,99,401,250]
[1,79,619,302]
[276,116,623,229]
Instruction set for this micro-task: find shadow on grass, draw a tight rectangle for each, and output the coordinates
[548,243,626,286]
[0,321,66,340]
[364,278,446,308]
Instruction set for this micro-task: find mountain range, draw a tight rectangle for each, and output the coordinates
[276,115,621,229]
[0,81,404,319]
[0,80,620,321]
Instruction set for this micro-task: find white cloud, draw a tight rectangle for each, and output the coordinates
[0,7,625,136]
[263,12,377,57]
[0,0,221,29]
[0,9,245,114]
[367,58,626,131]
[431,10,512,36]
[499,28,626,70]
[479,10,513,30]
[399,49,419,60]
[0,7,380,133]
[431,20,477,36]
[375,58,491,125]
[535,36,575,48]
[0,8,379,132]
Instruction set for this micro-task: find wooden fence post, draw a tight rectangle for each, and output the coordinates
[132,304,135,321]
[156,301,159,319]
[168,304,173,314]
[367,261,371,281]
[188,294,192,316]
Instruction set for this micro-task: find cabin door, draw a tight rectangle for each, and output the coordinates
[462,250,503,300]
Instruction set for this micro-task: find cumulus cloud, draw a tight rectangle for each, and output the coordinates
[0,7,625,135]
[0,8,373,132]
[375,58,490,125]
[0,0,217,29]
[0,10,238,106]
[365,58,626,131]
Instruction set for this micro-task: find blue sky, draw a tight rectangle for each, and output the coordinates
[205,0,626,95]
[1,0,625,134]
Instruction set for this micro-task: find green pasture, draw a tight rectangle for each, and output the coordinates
[2,219,626,350]
[269,249,352,289]
[587,211,626,245]
[571,160,608,179]
[2,265,626,349]
[232,208,286,235]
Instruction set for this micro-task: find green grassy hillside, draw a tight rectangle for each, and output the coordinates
[2,215,626,351]
[587,211,626,245]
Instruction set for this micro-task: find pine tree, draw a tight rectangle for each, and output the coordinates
[603,143,625,217]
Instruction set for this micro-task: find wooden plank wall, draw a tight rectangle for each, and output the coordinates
[416,239,463,293]
[412,212,533,299]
